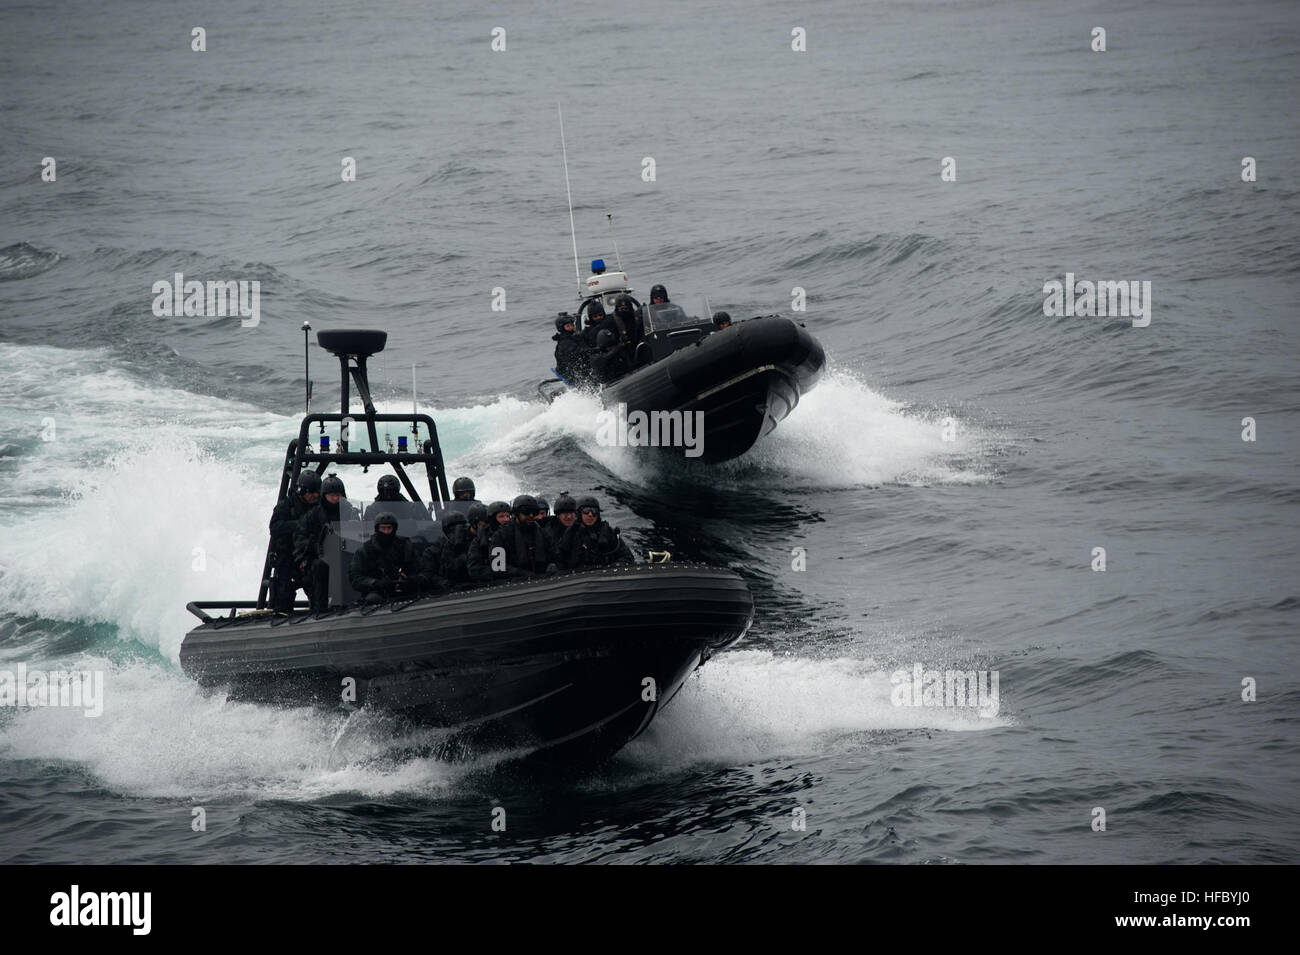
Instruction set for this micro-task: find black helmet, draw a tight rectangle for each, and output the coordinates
[466,503,488,525]
[322,475,346,497]
[650,284,668,302]
[712,311,731,327]
[296,470,322,494]
[373,511,398,532]
[554,314,575,333]
[614,294,635,316]
[452,476,475,499]
[554,493,577,514]
[577,495,600,511]
[587,301,605,318]
[441,510,467,533]
[512,494,539,515]
[535,497,549,513]
[487,501,511,519]
[377,475,401,498]
[596,328,618,349]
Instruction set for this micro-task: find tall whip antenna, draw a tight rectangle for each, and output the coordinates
[301,321,312,413]
[558,103,582,298]
[411,363,419,443]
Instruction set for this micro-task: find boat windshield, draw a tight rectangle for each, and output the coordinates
[343,498,441,545]
[644,302,701,332]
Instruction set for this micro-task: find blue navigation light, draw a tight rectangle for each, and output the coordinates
[397,435,408,451]
[320,435,330,450]
[591,259,606,273]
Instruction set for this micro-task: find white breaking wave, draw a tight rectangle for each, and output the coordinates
[0,650,1005,801]
[442,370,994,490]
[625,649,1009,771]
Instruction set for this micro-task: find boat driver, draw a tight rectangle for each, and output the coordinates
[363,474,431,529]
[349,513,435,603]
[441,476,482,516]
[650,284,669,305]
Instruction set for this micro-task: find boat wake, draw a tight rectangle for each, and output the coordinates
[0,649,1007,802]
[452,370,997,490]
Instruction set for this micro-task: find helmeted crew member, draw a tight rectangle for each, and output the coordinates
[268,470,321,611]
[468,501,513,580]
[363,474,431,529]
[581,300,608,349]
[542,492,577,551]
[535,497,550,522]
[439,503,486,587]
[558,496,635,569]
[711,311,732,330]
[348,513,434,604]
[488,500,511,528]
[611,294,643,345]
[418,510,463,591]
[650,284,669,305]
[441,476,482,516]
[591,327,632,384]
[485,494,555,578]
[295,474,362,610]
[553,313,587,383]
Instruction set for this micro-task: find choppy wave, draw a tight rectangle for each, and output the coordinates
[0,242,62,281]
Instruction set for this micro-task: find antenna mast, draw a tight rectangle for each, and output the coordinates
[301,321,312,413]
[606,212,624,272]
[558,103,582,298]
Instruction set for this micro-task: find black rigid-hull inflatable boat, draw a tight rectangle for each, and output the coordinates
[601,314,824,462]
[542,263,826,463]
[181,327,754,763]
[182,563,753,761]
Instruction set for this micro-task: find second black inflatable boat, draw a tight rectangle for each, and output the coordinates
[541,262,826,463]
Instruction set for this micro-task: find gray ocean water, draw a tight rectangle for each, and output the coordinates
[1,0,1298,863]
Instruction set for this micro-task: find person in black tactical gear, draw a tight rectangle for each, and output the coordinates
[467,501,511,581]
[349,513,433,604]
[487,500,511,528]
[484,494,556,579]
[295,474,362,611]
[650,284,669,305]
[439,476,482,517]
[363,474,431,529]
[553,313,588,384]
[558,495,635,569]
[581,300,608,349]
[542,493,577,552]
[712,310,732,330]
[268,469,321,611]
[417,509,464,591]
[611,294,642,345]
[591,327,632,384]
[439,503,486,588]
[535,497,549,521]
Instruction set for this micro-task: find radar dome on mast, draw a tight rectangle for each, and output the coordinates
[583,259,630,299]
